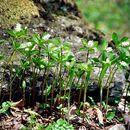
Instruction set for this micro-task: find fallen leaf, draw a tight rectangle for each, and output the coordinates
[11,99,24,108]
[68,104,77,116]
[95,108,104,125]
[10,107,21,117]
[79,126,87,130]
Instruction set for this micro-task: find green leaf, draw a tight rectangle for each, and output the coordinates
[99,64,109,82]
[102,40,108,50]
[21,60,30,69]
[106,111,115,121]
[45,119,74,130]
[12,41,20,50]
[0,40,5,45]
[49,38,61,46]
[92,58,99,63]
[120,37,129,42]
[22,80,26,89]
[32,33,40,44]
[0,101,13,114]
[63,42,72,50]
[62,54,74,62]
[57,104,63,110]
[112,32,119,44]
[7,28,27,38]
[0,55,4,60]
[40,103,50,109]
[101,51,107,61]
[79,47,88,51]
[81,38,87,47]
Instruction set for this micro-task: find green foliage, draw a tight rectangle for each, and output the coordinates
[0,28,130,113]
[76,0,130,36]
[21,114,44,130]
[0,0,39,29]
[106,111,115,121]
[45,119,74,130]
[0,101,15,115]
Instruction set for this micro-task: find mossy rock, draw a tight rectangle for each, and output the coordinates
[0,0,39,29]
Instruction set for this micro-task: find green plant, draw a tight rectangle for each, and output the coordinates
[0,40,5,100]
[78,40,97,109]
[0,101,16,115]
[106,111,115,121]
[21,114,44,130]
[76,0,130,36]
[97,40,117,109]
[45,118,74,130]
[6,28,28,100]
[0,27,130,117]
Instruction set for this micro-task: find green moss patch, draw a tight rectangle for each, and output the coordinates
[0,0,39,29]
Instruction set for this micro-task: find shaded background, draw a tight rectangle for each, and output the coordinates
[76,0,130,38]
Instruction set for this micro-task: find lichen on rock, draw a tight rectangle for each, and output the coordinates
[0,0,39,29]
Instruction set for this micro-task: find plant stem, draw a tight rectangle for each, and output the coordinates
[78,75,85,105]
[9,51,16,101]
[83,71,91,121]
[32,65,37,103]
[83,77,88,104]
[86,51,89,62]
[106,66,117,110]
[124,82,130,112]
[68,70,74,117]
[51,71,56,111]
[42,68,47,101]
[59,48,63,97]
[98,65,109,110]
[9,62,13,101]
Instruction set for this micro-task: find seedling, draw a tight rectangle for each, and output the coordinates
[45,118,74,130]
[0,28,129,122]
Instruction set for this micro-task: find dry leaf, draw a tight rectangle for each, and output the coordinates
[68,104,77,116]
[95,108,104,125]
[83,102,90,111]
[10,107,21,117]
[79,126,87,130]
[87,108,94,117]
[11,99,24,108]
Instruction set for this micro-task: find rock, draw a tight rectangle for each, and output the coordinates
[108,124,126,130]
[123,113,130,130]
[118,99,129,113]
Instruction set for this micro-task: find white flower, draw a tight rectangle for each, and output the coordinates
[128,47,130,51]
[106,47,113,52]
[20,42,32,49]
[14,23,22,32]
[43,34,51,41]
[121,41,130,47]
[88,40,94,48]
[25,48,29,51]
[106,58,110,63]
[94,47,98,53]
[120,61,128,67]
[40,65,44,69]
[66,62,70,66]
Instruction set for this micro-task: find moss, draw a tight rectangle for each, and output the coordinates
[0,0,39,29]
